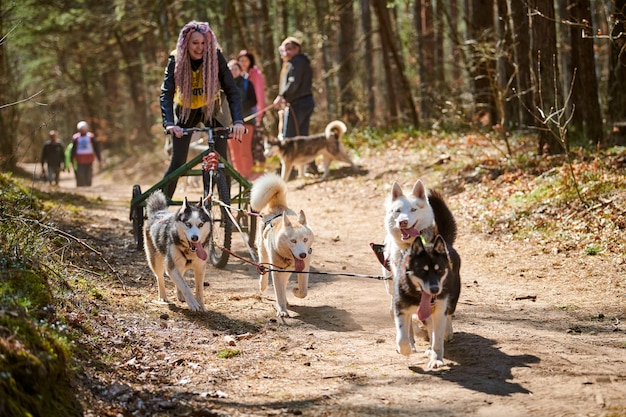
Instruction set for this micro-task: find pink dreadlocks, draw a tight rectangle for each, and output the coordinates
[174,21,219,124]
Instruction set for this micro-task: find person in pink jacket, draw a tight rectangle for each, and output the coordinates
[238,49,267,174]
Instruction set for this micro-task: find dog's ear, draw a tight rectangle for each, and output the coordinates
[433,235,447,255]
[282,211,292,228]
[391,182,403,200]
[410,234,426,254]
[182,196,189,210]
[411,179,426,200]
[298,210,307,225]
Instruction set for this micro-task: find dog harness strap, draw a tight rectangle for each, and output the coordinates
[263,213,281,228]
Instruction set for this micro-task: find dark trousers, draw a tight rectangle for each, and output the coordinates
[162,110,228,198]
[284,95,315,138]
[284,95,317,173]
[46,165,61,185]
[76,164,93,187]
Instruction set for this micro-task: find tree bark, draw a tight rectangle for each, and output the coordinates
[566,0,603,146]
[467,0,497,127]
[509,0,534,127]
[372,0,419,126]
[360,0,376,122]
[337,0,357,125]
[608,0,626,140]
[529,0,565,154]
[415,0,434,121]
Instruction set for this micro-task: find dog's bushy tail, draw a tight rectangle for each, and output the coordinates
[325,120,347,140]
[428,190,457,246]
[145,190,169,217]
[250,173,288,213]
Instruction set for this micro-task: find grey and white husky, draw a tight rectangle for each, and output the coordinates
[143,190,212,312]
[393,189,461,369]
[263,120,356,182]
[250,173,314,317]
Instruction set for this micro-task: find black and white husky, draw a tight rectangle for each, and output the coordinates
[143,191,212,312]
[393,186,461,369]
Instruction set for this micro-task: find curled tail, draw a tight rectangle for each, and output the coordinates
[428,190,457,246]
[250,173,288,213]
[325,120,351,156]
[145,190,169,217]
[325,120,347,140]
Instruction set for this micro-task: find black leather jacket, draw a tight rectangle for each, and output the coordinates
[279,53,313,103]
[160,49,244,127]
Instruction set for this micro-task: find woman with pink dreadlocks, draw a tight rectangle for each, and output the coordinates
[160,21,245,198]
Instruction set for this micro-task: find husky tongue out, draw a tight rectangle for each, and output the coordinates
[294,258,305,272]
[401,227,419,240]
[417,292,433,321]
[192,242,208,261]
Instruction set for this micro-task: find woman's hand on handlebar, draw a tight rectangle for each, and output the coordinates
[166,125,184,138]
[231,122,245,142]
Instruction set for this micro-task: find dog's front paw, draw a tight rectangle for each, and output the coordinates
[292,287,307,299]
[186,297,205,312]
[427,357,445,370]
[425,349,444,369]
[276,308,290,318]
[396,340,413,357]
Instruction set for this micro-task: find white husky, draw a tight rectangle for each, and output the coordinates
[250,173,315,317]
[383,180,436,294]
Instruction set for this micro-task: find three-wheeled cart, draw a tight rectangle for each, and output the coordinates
[129,127,256,268]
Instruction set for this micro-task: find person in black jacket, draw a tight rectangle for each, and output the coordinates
[160,20,245,198]
[272,36,318,175]
[40,130,67,186]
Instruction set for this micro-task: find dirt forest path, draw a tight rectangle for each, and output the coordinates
[24,153,626,416]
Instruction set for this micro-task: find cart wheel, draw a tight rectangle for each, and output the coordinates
[204,171,232,268]
[131,184,144,250]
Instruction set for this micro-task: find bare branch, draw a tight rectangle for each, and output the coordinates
[0,90,46,110]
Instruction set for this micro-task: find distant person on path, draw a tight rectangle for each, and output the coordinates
[238,49,267,171]
[40,130,67,186]
[227,59,256,179]
[160,20,245,198]
[65,141,77,183]
[70,121,102,187]
[272,36,318,175]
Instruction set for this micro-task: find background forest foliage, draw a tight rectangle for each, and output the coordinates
[1,0,625,171]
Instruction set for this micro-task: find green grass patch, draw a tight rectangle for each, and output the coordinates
[217,349,242,359]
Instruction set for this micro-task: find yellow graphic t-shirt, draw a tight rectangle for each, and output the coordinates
[170,50,205,109]
[174,66,204,109]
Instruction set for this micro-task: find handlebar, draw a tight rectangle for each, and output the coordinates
[163,126,247,139]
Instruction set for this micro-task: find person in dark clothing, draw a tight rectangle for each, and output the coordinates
[41,130,67,185]
[160,20,245,198]
[273,36,318,175]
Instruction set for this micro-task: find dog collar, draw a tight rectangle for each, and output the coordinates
[262,213,281,228]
